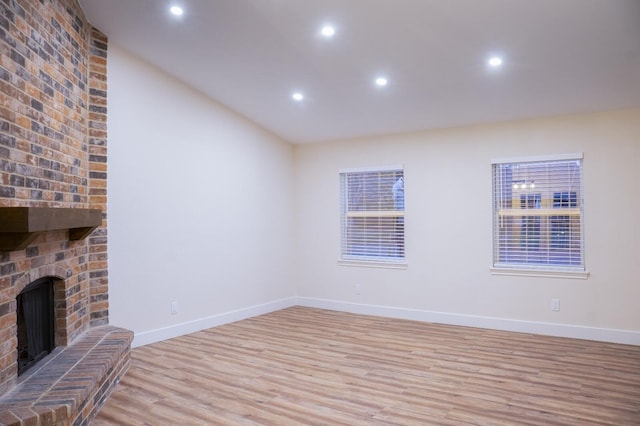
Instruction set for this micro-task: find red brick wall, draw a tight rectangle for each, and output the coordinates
[87,27,109,327]
[0,0,108,396]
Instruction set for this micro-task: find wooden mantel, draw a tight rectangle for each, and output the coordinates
[0,207,102,251]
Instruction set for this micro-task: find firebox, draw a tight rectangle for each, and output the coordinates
[16,277,56,375]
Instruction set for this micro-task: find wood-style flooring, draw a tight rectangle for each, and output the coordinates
[93,306,640,425]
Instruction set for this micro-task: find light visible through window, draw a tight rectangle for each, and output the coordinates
[340,167,405,263]
[492,154,584,271]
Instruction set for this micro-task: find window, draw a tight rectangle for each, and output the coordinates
[340,166,405,265]
[492,154,585,275]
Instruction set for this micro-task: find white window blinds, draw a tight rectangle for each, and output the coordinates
[492,155,584,270]
[340,167,404,262]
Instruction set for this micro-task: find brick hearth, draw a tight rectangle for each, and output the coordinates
[0,326,132,426]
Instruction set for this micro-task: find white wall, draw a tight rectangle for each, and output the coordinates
[107,43,639,345]
[294,109,640,343]
[107,45,296,345]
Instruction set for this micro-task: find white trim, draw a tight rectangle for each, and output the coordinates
[490,267,589,279]
[338,258,408,269]
[295,297,640,346]
[491,152,583,165]
[339,164,403,174]
[131,297,297,348]
[130,296,640,348]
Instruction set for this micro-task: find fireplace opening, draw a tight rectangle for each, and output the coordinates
[16,277,56,375]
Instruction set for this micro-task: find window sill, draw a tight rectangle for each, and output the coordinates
[338,259,408,270]
[490,267,589,279]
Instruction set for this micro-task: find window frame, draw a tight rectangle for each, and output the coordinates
[490,153,588,279]
[338,165,407,269]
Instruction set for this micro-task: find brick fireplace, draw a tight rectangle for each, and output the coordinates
[0,0,132,424]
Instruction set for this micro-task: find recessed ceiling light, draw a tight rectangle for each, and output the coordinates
[375,77,388,87]
[320,25,336,38]
[170,6,184,16]
[488,56,503,67]
[292,92,304,101]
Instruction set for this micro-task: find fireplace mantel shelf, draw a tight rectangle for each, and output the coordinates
[0,207,102,251]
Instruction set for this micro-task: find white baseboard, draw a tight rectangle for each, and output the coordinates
[295,297,640,346]
[131,296,640,347]
[132,297,297,348]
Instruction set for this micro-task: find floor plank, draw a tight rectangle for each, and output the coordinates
[93,307,640,425]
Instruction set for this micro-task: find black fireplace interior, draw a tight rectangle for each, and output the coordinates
[16,277,56,375]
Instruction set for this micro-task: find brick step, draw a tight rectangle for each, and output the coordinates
[0,325,133,426]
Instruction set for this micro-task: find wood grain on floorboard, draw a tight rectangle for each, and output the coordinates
[93,306,640,425]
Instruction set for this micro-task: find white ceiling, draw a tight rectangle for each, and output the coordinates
[78,0,640,144]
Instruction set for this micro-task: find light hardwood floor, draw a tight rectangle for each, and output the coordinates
[93,306,640,425]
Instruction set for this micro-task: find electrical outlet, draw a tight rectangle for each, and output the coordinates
[171,301,178,314]
[550,299,560,311]
[354,283,361,295]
